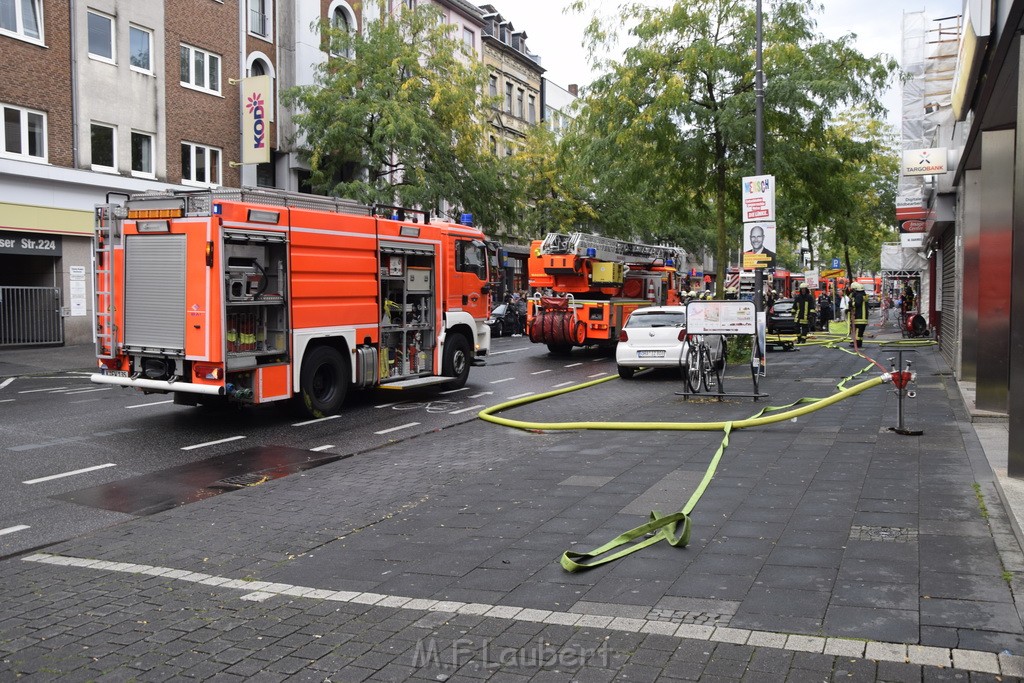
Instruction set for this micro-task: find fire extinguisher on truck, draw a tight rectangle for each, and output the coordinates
[525,232,685,354]
[91,188,493,417]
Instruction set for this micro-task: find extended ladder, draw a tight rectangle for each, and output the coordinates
[539,232,682,265]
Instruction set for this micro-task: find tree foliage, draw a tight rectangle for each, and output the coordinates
[566,0,897,292]
[282,1,512,225]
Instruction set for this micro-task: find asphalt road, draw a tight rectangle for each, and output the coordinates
[1,335,706,558]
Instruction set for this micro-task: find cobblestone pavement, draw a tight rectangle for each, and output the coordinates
[3,328,1024,681]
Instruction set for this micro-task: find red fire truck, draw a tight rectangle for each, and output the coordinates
[91,188,492,416]
[526,233,685,354]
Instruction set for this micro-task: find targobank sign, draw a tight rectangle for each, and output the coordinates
[902,148,948,176]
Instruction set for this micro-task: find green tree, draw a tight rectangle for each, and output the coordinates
[282,1,512,225]
[569,0,896,293]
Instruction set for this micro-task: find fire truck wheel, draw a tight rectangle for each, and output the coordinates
[442,334,471,388]
[300,346,349,417]
[547,343,573,356]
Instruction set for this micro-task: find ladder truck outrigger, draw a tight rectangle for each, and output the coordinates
[91,187,493,417]
[526,232,685,354]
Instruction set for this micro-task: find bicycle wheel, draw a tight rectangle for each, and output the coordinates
[700,345,714,392]
[712,344,724,395]
[685,344,702,393]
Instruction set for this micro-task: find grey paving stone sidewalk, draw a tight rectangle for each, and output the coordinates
[3,335,1024,680]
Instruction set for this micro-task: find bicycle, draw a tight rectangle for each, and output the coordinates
[683,334,726,394]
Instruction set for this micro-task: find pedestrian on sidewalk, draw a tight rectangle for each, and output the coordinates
[850,282,869,348]
[838,287,849,334]
[793,284,815,343]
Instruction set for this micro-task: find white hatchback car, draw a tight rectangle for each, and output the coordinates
[615,306,691,379]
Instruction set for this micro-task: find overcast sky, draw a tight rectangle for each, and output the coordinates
[503,0,964,125]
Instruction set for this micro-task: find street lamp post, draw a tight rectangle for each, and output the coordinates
[753,0,765,310]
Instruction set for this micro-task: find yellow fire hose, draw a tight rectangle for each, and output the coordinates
[477,353,905,571]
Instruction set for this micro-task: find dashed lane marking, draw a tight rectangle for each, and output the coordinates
[20,553,1024,678]
[449,404,484,415]
[564,363,583,368]
[18,386,66,394]
[0,378,14,390]
[374,422,420,435]
[23,464,116,485]
[63,387,114,395]
[506,392,535,400]
[439,387,470,395]
[126,400,174,409]
[292,415,340,427]
[552,381,574,388]
[310,445,335,452]
[0,399,14,404]
[0,525,29,536]
[468,392,493,399]
[587,372,609,378]
[180,436,246,451]
[530,370,552,375]
[489,378,515,384]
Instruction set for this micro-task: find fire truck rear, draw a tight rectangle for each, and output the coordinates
[526,233,684,354]
[91,188,492,416]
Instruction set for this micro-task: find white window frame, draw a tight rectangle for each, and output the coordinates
[528,95,536,125]
[130,130,154,178]
[180,43,222,96]
[328,1,356,58]
[181,141,222,187]
[0,0,43,45]
[86,9,115,64]
[128,24,153,74]
[462,27,474,49]
[1,103,47,162]
[89,122,117,173]
[247,0,272,41]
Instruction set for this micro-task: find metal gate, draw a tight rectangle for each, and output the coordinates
[940,227,958,369]
[0,286,63,346]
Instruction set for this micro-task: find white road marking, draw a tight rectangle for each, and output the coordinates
[552,381,574,388]
[0,399,14,404]
[310,445,335,452]
[468,391,493,398]
[63,387,114,395]
[0,378,14,390]
[18,386,66,394]
[292,415,340,427]
[591,357,606,362]
[449,405,484,415]
[506,392,535,400]
[181,436,246,451]
[126,400,174,409]
[23,464,116,485]
[0,525,29,536]
[440,387,470,394]
[488,347,530,356]
[564,362,583,368]
[375,422,420,435]
[375,401,407,409]
[489,377,515,384]
[587,372,609,378]
[530,369,552,375]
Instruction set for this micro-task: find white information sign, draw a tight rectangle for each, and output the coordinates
[902,148,948,176]
[804,270,819,290]
[686,300,756,335]
[741,175,776,222]
[901,233,926,249]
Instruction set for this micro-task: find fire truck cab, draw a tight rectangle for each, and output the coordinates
[91,188,492,417]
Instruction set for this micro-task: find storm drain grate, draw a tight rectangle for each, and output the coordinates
[209,473,270,490]
[849,525,918,543]
[646,608,733,626]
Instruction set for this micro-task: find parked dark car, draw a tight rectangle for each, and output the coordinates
[485,303,521,337]
[767,298,799,335]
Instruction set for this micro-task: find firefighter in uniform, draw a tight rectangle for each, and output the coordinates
[793,284,815,343]
[850,281,869,348]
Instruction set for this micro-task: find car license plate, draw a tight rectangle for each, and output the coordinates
[106,370,130,377]
[637,350,666,358]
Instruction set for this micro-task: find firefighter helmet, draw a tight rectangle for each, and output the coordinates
[851,282,864,291]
